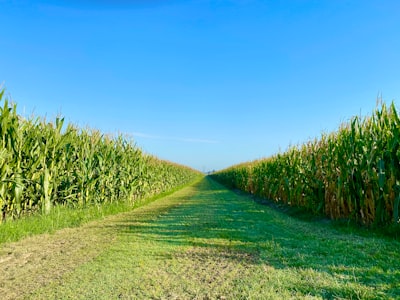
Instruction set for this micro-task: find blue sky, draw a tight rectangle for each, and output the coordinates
[1,0,399,171]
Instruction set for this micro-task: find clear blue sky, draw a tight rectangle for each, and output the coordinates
[1,1,399,171]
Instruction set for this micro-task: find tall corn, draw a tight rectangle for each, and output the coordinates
[212,101,400,226]
[0,89,200,221]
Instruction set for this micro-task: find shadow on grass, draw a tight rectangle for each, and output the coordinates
[106,177,400,298]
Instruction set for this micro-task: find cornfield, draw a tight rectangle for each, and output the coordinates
[211,101,400,226]
[0,89,200,221]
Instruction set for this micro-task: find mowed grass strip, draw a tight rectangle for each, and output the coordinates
[5,177,400,299]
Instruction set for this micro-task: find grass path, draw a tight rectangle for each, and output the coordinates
[1,177,400,299]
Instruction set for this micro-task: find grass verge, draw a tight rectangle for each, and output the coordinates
[0,176,203,245]
[234,187,400,240]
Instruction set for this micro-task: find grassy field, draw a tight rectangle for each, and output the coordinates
[1,177,399,299]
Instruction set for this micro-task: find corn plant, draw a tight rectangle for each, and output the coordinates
[212,101,400,226]
[0,89,200,221]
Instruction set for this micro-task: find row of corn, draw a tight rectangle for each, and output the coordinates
[0,89,200,221]
[211,101,400,226]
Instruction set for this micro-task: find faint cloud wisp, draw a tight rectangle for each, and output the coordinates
[131,132,219,144]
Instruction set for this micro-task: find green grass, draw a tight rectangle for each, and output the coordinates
[23,177,400,299]
[0,177,202,245]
